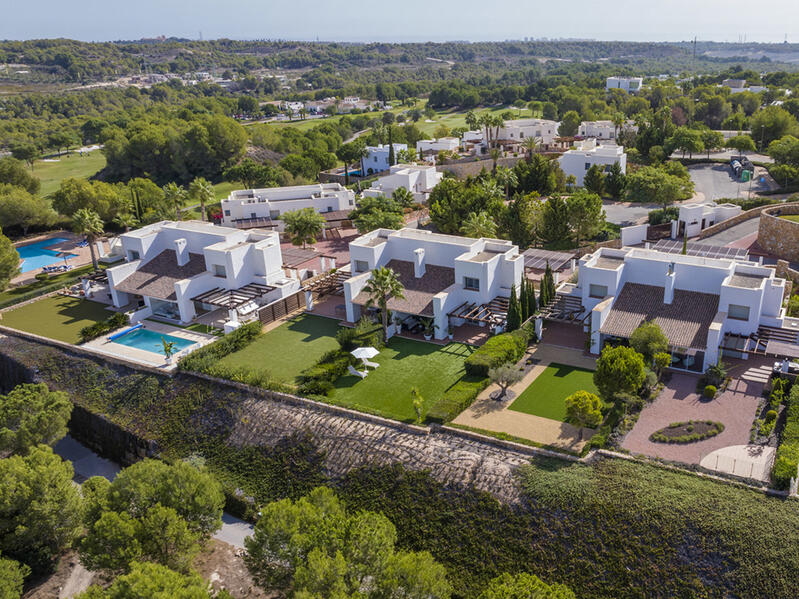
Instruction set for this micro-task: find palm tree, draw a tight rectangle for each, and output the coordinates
[522,136,541,163]
[282,207,326,249]
[188,177,214,222]
[612,112,625,140]
[460,212,498,238]
[478,113,493,149]
[363,266,405,342]
[72,208,104,271]
[490,148,501,172]
[163,182,187,221]
[114,212,138,233]
[494,166,518,200]
[491,114,505,148]
[465,110,478,131]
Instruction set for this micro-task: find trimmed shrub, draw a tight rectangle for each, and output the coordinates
[465,325,535,377]
[650,420,724,444]
[79,312,130,343]
[178,321,262,373]
[703,385,717,399]
[773,384,799,488]
[297,349,356,396]
[426,377,490,423]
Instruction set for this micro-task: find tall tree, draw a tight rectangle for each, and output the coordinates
[604,162,627,199]
[700,129,725,159]
[187,177,214,222]
[0,157,40,194]
[567,190,605,248]
[362,266,406,342]
[72,208,104,271]
[494,166,518,200]
[558,111,581,137]
[75,561,214,599]
[541,195,570,244]
[0,383,71,455]
[0,227,20,291]
[0,186,57,236]
[162,182,187,221]
[460,212,498,238]
[282,207,326,249]
[629,321,669,364]
[506,285,521,331]
[582,164,605,196]
[593,345,646,400]
[565,390,603,439]
[336,140,367,185]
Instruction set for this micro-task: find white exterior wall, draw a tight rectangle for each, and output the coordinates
[676,202,743,236]
[220,184,355,225]
[416,138,460,154]
[362,144,407,174]
[363,165,443,202]
[494,119,559,145]
[606,77,643,93]
[578,120,639,140]
[558,140,627,187]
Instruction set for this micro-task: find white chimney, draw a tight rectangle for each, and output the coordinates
[664,263,675,305]
[174,238,189,267]
[414,248,426,278]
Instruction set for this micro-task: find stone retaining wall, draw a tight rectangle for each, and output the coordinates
[696,204,772,239]
[759,204,799,262]
[436,156,523,178]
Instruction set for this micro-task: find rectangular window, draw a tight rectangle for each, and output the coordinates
[250,212,256,218]
[128,250,140,261]
[464,277,480,291]
[355,260,369,273]
[213,264,226,278]
[585,162,591,170]
[728,304,750,321]
[589,284,608,298]
[224,210,231,216]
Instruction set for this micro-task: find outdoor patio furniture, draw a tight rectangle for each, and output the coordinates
[348,365,367,379]
[363,359,380,368]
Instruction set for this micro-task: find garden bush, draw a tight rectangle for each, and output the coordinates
[79,311,130,343]
[426,377,490,423]
[650,420,724,443]
[178,321,262,373]
[297,349,356,396]
[703,385,717,399]
[772,384,799,489]
[464,324,535,377]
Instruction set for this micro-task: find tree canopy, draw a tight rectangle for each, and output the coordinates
[0,383,71,455]
[593,345,647,400]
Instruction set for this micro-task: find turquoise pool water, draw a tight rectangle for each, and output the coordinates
[110,328,197,355]
[18,237,77,273]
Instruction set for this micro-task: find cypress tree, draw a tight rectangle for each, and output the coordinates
[388,129,395,167]
[529,280,538,315]
[507,284,521,331]
[519,278,529,322]
[539,276,549,307]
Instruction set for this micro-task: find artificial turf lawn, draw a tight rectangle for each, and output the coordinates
[1,295,110,344]
[331,338,475,422]
[508,362,598,422]
[218,313,342,383]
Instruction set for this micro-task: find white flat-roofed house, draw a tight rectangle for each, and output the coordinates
[578,120,639,140]
[416,137,460,158]
[606,76,643,93]
[492,118,559,149]
[343,228,523,340]
[361,144,408,175]
[362,164,443,203]
[574,246,787,371]
[106,221,299,325]
[220,184,356,229]
[558,139,627,186]
[461,130,485,153]
[671,202,743,238]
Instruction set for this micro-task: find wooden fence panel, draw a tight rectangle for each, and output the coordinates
[258,291,304,325]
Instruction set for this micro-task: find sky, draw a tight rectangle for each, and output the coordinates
[2,0,798,43]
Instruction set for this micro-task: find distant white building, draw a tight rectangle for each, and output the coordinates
[362,164,443,203]
[606,77,643,93]
[558,139,627,186]
[361,144,408,175]
[416,137,460,156]
[671,202,742,238]
[281,101,305,114]
[343,228,523,340]
[106,221,299,325]
[578,120,638,140]
[221,184,355,228]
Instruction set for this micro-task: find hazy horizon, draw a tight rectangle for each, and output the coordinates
[2,0,797,44]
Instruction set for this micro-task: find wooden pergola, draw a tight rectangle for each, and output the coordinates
[538,293,587,322]
[720,325,799,358]
[302,270,351,298]
[448,297,510,327]
[191,283,275,309]
[81,270,109,284]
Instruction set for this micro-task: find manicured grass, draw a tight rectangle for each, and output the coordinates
[1,295,110,343]
[331,339,475,422]
[780,214,799,222]
[218,314,342,383]
[0,264,94,308]
[34,151,107,196]
[509,362,598,422]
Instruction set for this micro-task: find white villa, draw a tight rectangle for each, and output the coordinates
[606,76,643,93]
[558,139,627,186]
[105,221,299,327]
[362,144,408,175]
[578,120,638,140]
[671,202,743,238]
[560,246,787,372]
[494,118,559,146]
[343,228,523,340]
[362,164,443,203]
[220,184,355,228]
[416,137,460,156]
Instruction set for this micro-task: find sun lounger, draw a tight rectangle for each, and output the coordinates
[348,365,368,379]
[362,359,380,368]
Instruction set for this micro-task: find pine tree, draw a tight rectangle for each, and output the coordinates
[506,284,521,331]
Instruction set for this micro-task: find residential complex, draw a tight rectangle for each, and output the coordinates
[578,119,638,140]
[106,221,299,325]
[494,118,559,146]
[606,76,643,93]
[671,202,743,238]
[416,137,460,157]
[361,143,408,174]
[570,246,786,372]
[362,164,443,202]
[220,183,355,228]
[344,228,523,340]
[558,139,627,186]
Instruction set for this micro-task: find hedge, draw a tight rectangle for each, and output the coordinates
[297,349,356,396]
[772,384,799,489]
[464,323,536,377]
[177,321,263,374]
[79,312,130,342]
[426,377,490,423]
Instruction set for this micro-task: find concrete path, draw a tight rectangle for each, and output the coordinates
[700,444,776,482]
[453,344,596,452]
[700,217,761,246]
[54,435,254,549]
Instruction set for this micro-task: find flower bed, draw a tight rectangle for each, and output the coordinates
[650,420,724,444]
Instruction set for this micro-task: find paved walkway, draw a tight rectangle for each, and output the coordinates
[700,444,776,482]
[11,232,110,286]
[621,373,761,466]
[453,344,597,451]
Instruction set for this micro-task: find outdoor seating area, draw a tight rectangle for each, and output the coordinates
[41,264,74,274]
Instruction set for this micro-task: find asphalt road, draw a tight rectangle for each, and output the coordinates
[699,217,761,246]
[602,200,661,226]
[54,435,254,549]
[688,164,771,202]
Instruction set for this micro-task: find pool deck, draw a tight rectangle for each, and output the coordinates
[82,320,216,369]
[10,231,110,286]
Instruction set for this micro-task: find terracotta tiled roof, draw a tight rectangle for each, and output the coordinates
[114,250,207,301]
[352,259,455,316]
[599,282,719,350]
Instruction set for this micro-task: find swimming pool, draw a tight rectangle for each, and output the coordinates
[110,328,197,355]
[18,238,77,273]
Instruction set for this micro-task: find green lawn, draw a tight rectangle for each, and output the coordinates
[0,264,94,308]
[34,151,107,196]
[218,314,342,383]
[509,362,598,422]
[780,215,799,222]
[331,339,475,422]
[1,295,110,343]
